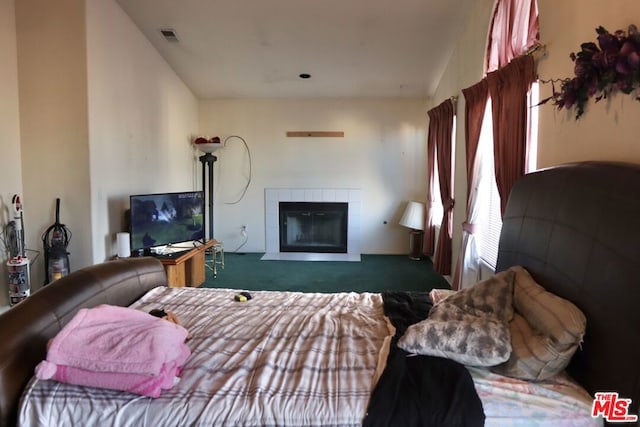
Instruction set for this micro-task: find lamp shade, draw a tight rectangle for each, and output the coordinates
[399,201,426,231]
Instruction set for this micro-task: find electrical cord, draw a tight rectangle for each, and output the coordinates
[25,248,40,264]
[1,222,18,257]
[221,135,252,205]
[230,234,249,253]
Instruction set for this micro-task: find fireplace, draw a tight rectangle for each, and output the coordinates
[263,188,361,261]
[279,202,348,253]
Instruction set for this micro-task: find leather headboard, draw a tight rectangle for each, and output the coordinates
[496,161,640,412]
[0,257,166,427]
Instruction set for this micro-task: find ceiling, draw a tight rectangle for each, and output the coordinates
[115,0,474,99]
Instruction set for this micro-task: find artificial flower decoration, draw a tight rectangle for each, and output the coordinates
[542,24,640,119]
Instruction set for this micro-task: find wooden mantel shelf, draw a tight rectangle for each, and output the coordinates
[286,131,344,138]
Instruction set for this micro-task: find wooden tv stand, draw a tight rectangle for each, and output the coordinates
[157,240,215,287]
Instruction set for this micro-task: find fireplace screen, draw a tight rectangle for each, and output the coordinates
[279,202,348,253]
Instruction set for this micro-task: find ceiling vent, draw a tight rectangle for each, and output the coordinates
[160,29,179,42]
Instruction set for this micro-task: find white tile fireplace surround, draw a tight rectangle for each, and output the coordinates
[262,188,361,262]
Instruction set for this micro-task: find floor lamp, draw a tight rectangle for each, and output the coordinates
[195,138,222,242]
[199,152,216,242]
[399,201,426,260]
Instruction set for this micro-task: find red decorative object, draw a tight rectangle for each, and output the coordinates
[194,136,220,144]
[193,136,222,153]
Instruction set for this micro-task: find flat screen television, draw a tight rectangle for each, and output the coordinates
[129,191,205,251]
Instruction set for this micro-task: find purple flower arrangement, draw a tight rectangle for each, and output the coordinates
[543,25,640,119]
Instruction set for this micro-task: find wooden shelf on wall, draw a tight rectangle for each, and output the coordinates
[286,131,344,138]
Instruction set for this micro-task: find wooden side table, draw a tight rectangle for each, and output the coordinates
[158,240,216,287]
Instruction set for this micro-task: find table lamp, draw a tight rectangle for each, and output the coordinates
[399,201,426,260]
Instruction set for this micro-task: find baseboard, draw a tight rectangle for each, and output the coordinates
[260,253,361,262]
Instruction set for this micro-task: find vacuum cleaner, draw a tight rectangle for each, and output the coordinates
[5,194,31,305]
[42,198,71,284]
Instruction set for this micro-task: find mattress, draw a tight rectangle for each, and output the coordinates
[19,286,604,426]
[19,287,394,427]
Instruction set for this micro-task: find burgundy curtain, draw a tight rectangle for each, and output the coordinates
[427,99,455,275]
[487,55,536,216]
[423,119,437,256]
[452,80,489,290]
[486,0,540,72]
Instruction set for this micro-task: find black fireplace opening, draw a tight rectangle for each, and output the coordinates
[279,202,348,253]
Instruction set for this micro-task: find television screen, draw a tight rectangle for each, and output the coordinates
[129,191,205,251]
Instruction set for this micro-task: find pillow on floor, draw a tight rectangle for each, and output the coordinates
[398,270,515,367]
[491,266,586,380]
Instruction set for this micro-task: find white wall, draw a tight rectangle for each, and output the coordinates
[0,0,23,307]
[2,0,198,309]
[536,0,640,167]
[86,0,199,261]
[15,0,91,290]
[199,98,430,254]
[432,0,640,277]
[7,0,635,306]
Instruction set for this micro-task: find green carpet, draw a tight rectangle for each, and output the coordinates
[202,253,451,293]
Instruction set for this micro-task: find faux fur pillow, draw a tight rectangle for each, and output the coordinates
[398,317,511,366]
[398,270,515,367]
[430,270,515,323]
[429,288,457,304]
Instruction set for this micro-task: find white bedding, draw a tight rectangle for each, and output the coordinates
[468,366,603,427]
[19,286,604,427]
[19,287,394,427]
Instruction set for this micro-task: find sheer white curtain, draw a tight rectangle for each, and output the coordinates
[452,80,488,290]
[486,0,539,72]
[457,180,481,289]
[459,110,493,289]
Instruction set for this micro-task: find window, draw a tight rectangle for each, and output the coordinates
[464,0,539,275]
[475,99,502,268]
[431,150,444,228]
[527,82,539,172]
[475,83,539,269]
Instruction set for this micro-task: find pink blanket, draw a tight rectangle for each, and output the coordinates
[35,304,191,397]
[46,304,189,375]
[36,344,190,397]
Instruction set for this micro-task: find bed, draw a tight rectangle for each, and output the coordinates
[0,161,638,426]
